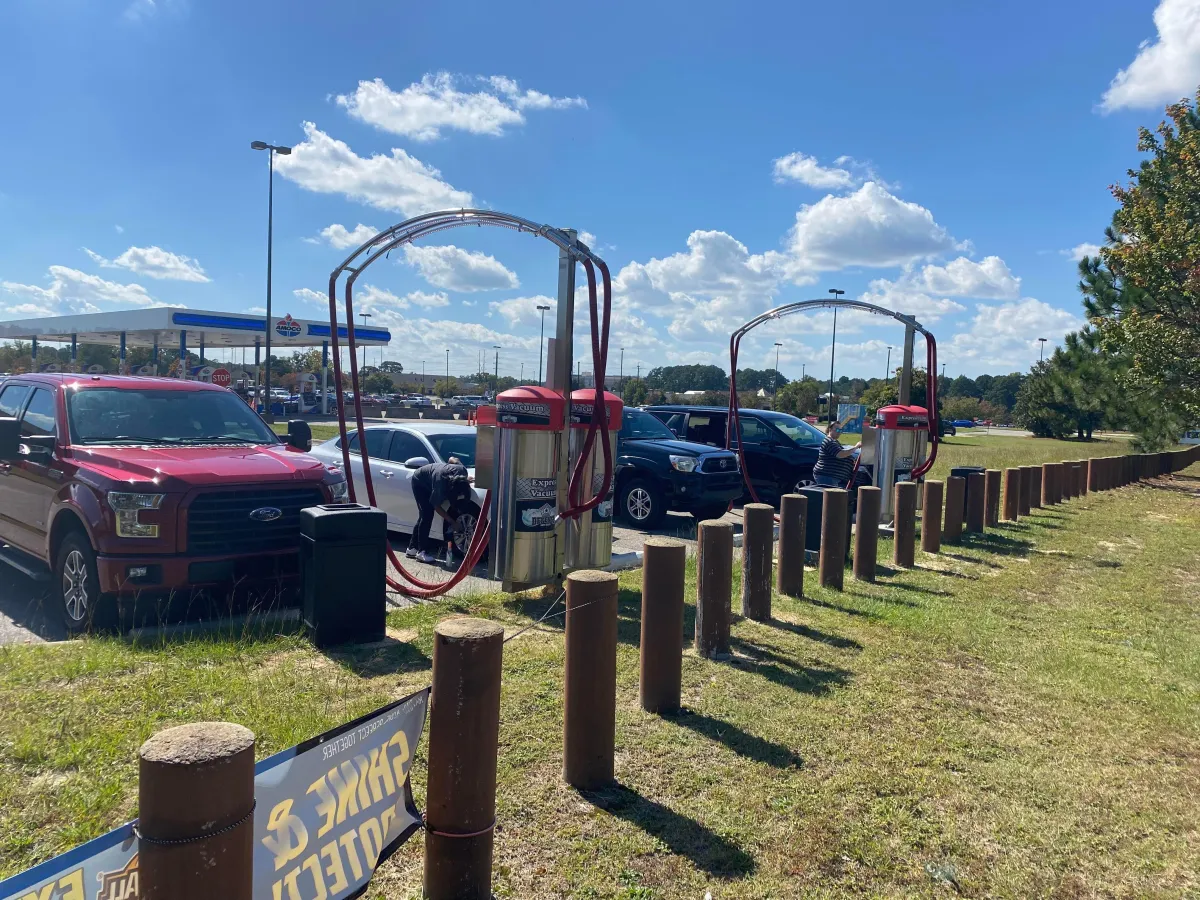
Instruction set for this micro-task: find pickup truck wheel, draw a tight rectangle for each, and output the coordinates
[55,532,118,635]
[619,479,665,529]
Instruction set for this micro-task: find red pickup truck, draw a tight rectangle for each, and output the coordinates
[0,374,348,633]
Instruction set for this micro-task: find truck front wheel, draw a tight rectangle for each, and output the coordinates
[55,532,118,634]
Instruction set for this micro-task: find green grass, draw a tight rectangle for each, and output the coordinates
[1,466,1198,897]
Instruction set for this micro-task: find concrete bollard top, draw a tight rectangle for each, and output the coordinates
[567,569,619,585]
[435,617,504,642]
[859,484,883,494]
[644,536,687,551]
[140,722,254,766]
[698,519,734,531]
[743,502,774,512]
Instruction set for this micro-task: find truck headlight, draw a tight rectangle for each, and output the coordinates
[328,477,349,503]
[107,492,164,538]
[669,455,698,473]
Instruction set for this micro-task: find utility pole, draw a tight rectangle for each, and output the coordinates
[537,303,551,384]
[619,347,624,388]
[636,363,641,381]
[493,345,501,396]
[359,312,371,374]
[422,359,426,395]
[828,288,844,423]
[886,346,892,383]
[445,348,449,389]
[773,342,783,396]
[1038,337,1047,362]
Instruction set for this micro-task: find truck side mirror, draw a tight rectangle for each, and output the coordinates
[21,435,57,458]
[286,419,312,452]
[0,417,18,462]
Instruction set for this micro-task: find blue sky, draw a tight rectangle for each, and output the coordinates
[2,0,1197,381]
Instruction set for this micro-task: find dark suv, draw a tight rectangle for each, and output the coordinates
[615,408,741,528]
[646,405,830,505]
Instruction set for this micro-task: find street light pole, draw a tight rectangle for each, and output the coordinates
[445,348,449,389]
[250,140,292,420]
[773,342,783,396]
[828,288,844,423]
[1038,337,1047,363]
[422,360,426,395]
[619,347,624,389]
[537,304,551,384]
[359,312,372,375]
[886,346,893,383]
[493,345,501,396]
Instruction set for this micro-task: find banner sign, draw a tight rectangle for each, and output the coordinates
[1183,427,1200,446]
[837,403,867,434]
[0,688,430,900]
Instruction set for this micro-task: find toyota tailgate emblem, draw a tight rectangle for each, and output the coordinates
[249,506,282,522]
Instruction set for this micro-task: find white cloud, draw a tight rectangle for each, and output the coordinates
[337,74,586,141]
[2,265,159,317]
[1064,242,1102,262]
[293,287,329,308]
[913,255,1020,300]
[858,279,967,321]
[772,152,857,190]
[1101,0,1200,112]
[946,298,1082,370]
[783,182,961,277]
[358,285,451,311]
[402,244,519,292]
[488,295,557,328]
[275,122,473,216]
[83,245,209,282]
[114,224,124,234]
[312,223,379,250]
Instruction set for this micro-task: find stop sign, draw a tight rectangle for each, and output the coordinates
[211,368,231,387]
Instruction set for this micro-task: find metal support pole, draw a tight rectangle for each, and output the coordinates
[179,330,187,379]
[70,333,77,371]
[894,481,918,567]
[552,231,577,584]
[139,722,255,899]
[31,337,37,369]
[965,472,986,533]
[263,148,276,423]
[424,618,504,900]
[564,570,618,789]
[818,488,849,589]
[199,338,205,366]
[119,331,126,376]
[640,537,686,715]
[321,341,329,415]
[898,324,915,406]
[943,476,965,543]
[695,519,733,658]
[854,486,882,581]
[984,469,1002,526]
[253,338,260,397]
[828,307,838,424]
[741,503,774,620]
[151,337,158,375]
[1003,468,1021,520]
[922,480,943,553]
[777,494,807,597]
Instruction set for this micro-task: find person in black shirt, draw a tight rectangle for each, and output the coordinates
[813,421,864,488]
[406,459,473,564]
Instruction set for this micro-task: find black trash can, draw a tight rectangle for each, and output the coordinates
[949,465,986,526]
[300,503,388,648]
[799,485,852,561]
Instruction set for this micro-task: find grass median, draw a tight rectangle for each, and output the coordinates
[1,466,1197,897]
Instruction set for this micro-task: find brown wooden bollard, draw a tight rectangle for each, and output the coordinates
[1065,462,1079,500]
[776,493,806,598]
[893,481,918,567]
[640,537,686,715]
[1041,462,1056,505]
[984,469,1001,526]
[922,479,944,553]
[1017,466,1033,516]
[564,571,619,789]
[964,472,986,533]
[1087,457,1100,493]
[1003,467,1021,521]
[1030,465,1044,510]
[943,476,965,543]
[1075,462,1087,496]
[818,488,849,589]
[1053,462,1066,503]
[139,722,255,900]
[1103,457,1115,491]
[425,617,505,899]
[741,503,774,621]
[854,485,882,581]
[695,519,733,658]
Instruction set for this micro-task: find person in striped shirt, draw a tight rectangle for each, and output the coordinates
[813,421,862,488]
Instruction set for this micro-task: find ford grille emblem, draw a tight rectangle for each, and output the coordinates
[249,506,282,522]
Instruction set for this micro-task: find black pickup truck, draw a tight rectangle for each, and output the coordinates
[615,408,742,528]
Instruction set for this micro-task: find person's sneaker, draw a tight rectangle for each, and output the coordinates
[405,547,418,559]
[416,551,437,564]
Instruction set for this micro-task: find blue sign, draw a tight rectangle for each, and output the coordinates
[837,403,867,434]
[0,689,430,900]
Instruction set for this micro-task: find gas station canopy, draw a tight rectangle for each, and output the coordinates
[0,307,391,348]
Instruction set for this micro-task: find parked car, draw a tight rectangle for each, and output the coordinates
[0,374,347,633]
[940,420,957,437]
[403,396,433,409]
[952,419,976,428]
[614,408,742,527]
[308,422,486,555]
[646,405,840,505]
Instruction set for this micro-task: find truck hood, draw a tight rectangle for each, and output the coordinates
[70,443,330,489]
[623,438,733,457]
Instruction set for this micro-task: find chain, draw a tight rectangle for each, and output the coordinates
[133,801,256,846]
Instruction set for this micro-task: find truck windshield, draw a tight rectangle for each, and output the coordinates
[67,389,280,446]
[621,409,676,441]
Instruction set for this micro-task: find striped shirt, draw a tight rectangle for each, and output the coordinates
[813,435,855,485]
